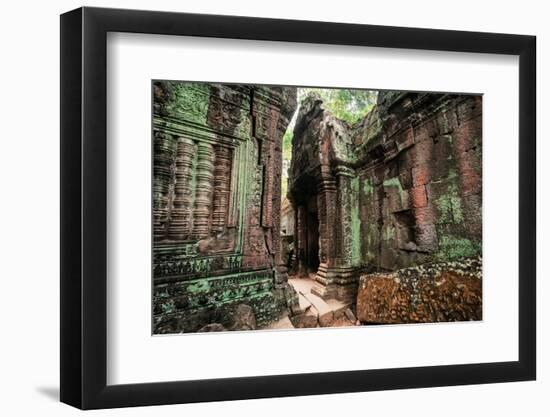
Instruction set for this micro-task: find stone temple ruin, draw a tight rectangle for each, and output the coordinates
[153,81,482,333]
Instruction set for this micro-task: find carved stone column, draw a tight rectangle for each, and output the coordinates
[168,137,196,241]
[191,142,215,239]
[153,131,177,241]
[316,177,337,268]
[211,145,232,233]
[295,205,308,277]
[336,166,355,268]
[313,166,358,302]
[271,124,286,283]
[313,176,338,295]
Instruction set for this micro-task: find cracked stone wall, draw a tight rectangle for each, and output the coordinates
[289,91,482,301]
[355,92,482,270]
[152,81,297,333]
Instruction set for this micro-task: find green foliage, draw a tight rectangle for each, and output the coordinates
[281,179,288,199]
[282,130,293,161]
[298,88,377,124]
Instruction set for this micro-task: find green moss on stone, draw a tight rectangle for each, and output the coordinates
[383,177,401,189]
[437,235,481,260]
[435,181,463,224]
[362,178,374,195]
[235,109,252,138]
[351,177,362,266]
[383,223,396,241]
[362,222,378,263]
[383,177,408,205]
[167,82,210,125]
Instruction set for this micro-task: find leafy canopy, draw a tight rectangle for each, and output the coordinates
[280,88,378,200]
[298,88,377,124]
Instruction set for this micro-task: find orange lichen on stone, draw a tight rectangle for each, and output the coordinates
[356,257,482,324]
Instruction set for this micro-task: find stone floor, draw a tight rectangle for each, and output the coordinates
[263,274,358,330]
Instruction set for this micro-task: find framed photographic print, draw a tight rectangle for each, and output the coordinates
[60,6,536,409]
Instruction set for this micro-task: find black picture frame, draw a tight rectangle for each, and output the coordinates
[60,6,536,410]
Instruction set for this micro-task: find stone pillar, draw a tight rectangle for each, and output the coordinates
[312,166,358,302]
[191,142,215,240]
[153,131,177,241]
[261,141,274,229]
[211,145,232,233]
[316,177,337,267]
[272,125,286,284]
[336,166,355,267]
[295,205,307,277]
[168,138,197,241]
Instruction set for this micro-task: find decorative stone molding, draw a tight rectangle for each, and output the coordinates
[211,145,233,233]
[152,82,298,333]
[191,142,215,240]
[168,137,196,241]
[153,131,177,241]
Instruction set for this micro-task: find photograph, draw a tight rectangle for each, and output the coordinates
[0,0,543,413]
[152,81,483,334]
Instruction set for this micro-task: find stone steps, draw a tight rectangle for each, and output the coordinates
[287,277,356,328]
[301,291,335,327]
[298,292,313,312]
[254,277,358,329]
[292,292,319,328]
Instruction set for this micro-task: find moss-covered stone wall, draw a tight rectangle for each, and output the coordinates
[289,91,482,300]
[354,92,482,270]
[152,82,298,333]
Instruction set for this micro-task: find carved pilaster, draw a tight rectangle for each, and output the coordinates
[317,178,337,267]
[313,166,361,302]
[335,166,355,267]
[261,141,274,228]
[295,205,307,276]
[272,125,285,267]
[153,131,177,241]
[168,138,197,241]
[211,145,233,233]
[191,142,215,239]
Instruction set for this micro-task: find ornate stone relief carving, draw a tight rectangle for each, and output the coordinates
[211,145,233,233]
[168,138,197,241]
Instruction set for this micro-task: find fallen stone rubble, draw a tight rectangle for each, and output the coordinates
[356,256,482,324]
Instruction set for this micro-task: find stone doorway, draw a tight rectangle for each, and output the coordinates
[289,169,358,301]
[291,174,323,279]
[305,197,320,273]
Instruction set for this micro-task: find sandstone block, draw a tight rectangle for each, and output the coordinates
[395,126,415,152]
[412,165,431,187]
[410,185,428,208]
[356,257,482,324]
[290,310,318,328]
[197,323,227,332]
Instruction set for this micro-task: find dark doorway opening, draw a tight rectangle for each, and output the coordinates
[305,196,320,273]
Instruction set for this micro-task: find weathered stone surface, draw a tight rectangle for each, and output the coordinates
[288,92,482,302]
[263,315,296,330]
[344,308,357,323]
[221,304,257,331]
[153,82,299,333]
[154,83,483,331]
[356,256,482,323]
[305,292,335,327]
[198,323,227,332]
[290,310,319,328]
